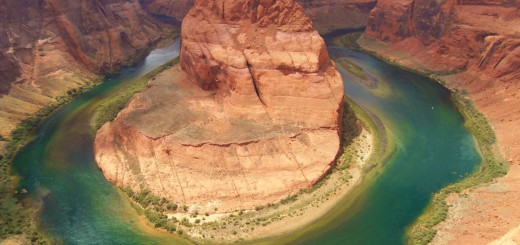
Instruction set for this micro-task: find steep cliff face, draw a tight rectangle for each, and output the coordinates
[361,0,520,152]
[363,0,519,76]
[139,0,194,24]
[95,0,344,212]
[359,0,520,244]
[0,0,174,137]
[139,0,379,34]
[298,0,377,34]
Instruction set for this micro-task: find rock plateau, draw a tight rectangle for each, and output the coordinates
[359,0,520,244]
[95,0,344,212]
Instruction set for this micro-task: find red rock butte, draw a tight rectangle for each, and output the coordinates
[94,0,344,212]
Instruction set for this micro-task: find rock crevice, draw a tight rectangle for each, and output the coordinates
[95,0,344,212]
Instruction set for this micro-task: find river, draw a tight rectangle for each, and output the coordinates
[11,37,481,244]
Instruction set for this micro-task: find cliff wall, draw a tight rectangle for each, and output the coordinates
[95,0,344,212]
[359,1,520,244]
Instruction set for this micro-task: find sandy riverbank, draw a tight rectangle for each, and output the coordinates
[152,97,378,243]
[352,33,520,245]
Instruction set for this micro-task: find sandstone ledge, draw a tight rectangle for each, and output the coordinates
[95,65,342,212]
[96,0,344,212]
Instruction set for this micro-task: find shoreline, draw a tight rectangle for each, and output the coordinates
[2,29,503,245]
[187,98,378,244]
[0,34,179,244]
[116,91,383,244]
[331,32,508,244]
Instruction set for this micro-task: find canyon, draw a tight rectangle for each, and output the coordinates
[139,0,379,34]
[139,0,194,24]
[359,0,520,244]
[298,0,377,34]
[94,0,344,212]
[0,0,375,143]
[0,0,178,139]
[1,0,519,243]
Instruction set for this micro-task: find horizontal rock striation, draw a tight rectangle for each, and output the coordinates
[95,0,344,212]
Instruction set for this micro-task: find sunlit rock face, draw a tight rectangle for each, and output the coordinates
[0,0,172,136]
[363,0,520,82]
[361,2,520,243]
[95,0,344,212]
[361,0,520,153]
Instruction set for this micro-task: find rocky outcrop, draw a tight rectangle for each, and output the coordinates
[298,0,377,34]
[363,0,520,78]
[0,0,174,137]
[359,0,520,244]
[95,0,344,212]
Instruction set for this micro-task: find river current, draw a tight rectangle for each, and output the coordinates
[11,38,480,244]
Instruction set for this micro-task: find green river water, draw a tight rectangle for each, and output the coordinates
[11,38,481,244]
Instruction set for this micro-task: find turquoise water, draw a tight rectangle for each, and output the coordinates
[279,45,481,244]
[10,38,481,244]
[12,40,190,244]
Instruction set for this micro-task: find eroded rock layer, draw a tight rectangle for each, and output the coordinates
[95,0,344,212]
[0,0,173,137]
[359,0,520,244]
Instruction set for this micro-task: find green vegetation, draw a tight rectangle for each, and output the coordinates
[330,31,507,245]
[407,91,508,245]
[93,57,180,130]
[122,187,179,212]
[122,187,180,233]
[333,32,363,51]
[0,78,103,244]
[93,57,183,233]
[337,59,368,80]
[280,194,298,205]
[343,97,385,175]
[0,32,180,242]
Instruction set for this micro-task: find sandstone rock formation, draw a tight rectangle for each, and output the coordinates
[0,0,174,137]
[298,0,377,34]
[359,0,520,244]
[95,0,344,212]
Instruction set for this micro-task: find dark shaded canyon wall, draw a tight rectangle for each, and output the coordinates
[139,0,378,34]
[298,0,377,34]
